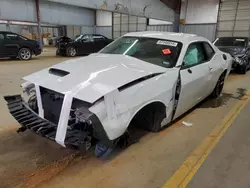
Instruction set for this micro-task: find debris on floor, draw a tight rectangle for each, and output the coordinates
[182,121,193,127]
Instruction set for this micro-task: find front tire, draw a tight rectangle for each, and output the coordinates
[18,48,32,60]
[66,46,77,57]
[211,73,226,98]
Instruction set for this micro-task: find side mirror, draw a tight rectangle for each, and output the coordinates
[222,54,227,60]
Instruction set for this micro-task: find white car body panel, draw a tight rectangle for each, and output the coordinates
[19,31,232,147]
[24,54,167,103]
[89,68,179,140]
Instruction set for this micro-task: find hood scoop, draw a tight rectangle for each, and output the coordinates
[49,68,69,77]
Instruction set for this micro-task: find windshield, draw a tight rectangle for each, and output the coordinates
[214,38,247,47]
[71,35,83,41]
[100,37,182,68]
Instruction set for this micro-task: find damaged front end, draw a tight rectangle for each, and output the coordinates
[4,85,111,153]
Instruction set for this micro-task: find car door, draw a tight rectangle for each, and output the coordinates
[174,42,211,119]
[202,42,223,93]
[92,35,107,52]
[79,35,95,54]
[3,33,21,56]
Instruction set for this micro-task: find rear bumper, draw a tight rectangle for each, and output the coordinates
[4,95,92,149]
[34,48,42,56]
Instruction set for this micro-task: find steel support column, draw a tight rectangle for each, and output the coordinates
[36,0,42,49]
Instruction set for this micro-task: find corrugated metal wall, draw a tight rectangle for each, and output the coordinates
[96,27,112,39]
[0,0,36,22]
[40,0,95,26]
[113,13,147,38]
[180,24,217,41]
[0,24,7,31]
[216,0,250,37]
[147,25,173,32]
[81,26,95,35]
[46,0,175,22]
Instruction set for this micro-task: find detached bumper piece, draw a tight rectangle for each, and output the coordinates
[4,95,92,151]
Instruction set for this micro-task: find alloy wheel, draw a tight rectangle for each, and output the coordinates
[68,47,76,57]
[20,49,31,60]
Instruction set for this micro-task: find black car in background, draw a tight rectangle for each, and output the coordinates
[0,31,41,60]
[56,34,113,57]
[214,37,250,74]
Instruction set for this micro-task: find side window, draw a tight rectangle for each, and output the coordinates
[6,34,18,40]
[183,43,206,68]
[82,35,93,42]
[203,42,215,60]
[0,34,4,40]
[93,35,105,41]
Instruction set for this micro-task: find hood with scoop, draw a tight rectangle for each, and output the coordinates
[23,54,167,103]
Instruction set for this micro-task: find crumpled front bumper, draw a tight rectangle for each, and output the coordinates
[4,95,91,149]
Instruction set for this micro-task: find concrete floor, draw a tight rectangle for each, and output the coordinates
[0,48,250,188]
[188,101,250,188]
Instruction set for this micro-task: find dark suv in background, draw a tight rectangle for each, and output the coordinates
[0,31,41,60]
[214,37,250,74]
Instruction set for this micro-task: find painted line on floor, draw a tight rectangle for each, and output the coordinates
[162,92,250,188]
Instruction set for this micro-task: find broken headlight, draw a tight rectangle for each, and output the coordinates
[21,80,35,96]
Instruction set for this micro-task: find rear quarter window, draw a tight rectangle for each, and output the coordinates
[203,42,215,60]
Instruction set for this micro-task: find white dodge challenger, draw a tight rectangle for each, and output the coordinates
[5,32,232,157]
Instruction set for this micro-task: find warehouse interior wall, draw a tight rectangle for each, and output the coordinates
[0,0,36,22]
[180,24,217,42]
[147,18,173,32]
[46,0,175,21]
[216,0,250,38]
[180,0,219,41]
[96,10,112,39]
[40,0,95,26]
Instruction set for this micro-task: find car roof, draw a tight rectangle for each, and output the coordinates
[124,31,208,45]
[216,36,248,41]
[217,36,248,39]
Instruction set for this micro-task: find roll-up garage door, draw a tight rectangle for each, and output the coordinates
[216,0,250,38]
[112,13,147,39]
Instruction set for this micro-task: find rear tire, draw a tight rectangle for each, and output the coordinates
[18,48,32,60]
[66,46,77,57]
[211,73,226,98]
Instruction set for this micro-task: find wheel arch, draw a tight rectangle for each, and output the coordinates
[126,100,167,131]
[66,45,77,56]
[19,46,32,53]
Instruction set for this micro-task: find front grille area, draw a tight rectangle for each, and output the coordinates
[40,87,64,125]
[4,95,93,149]
[40,87,92,126]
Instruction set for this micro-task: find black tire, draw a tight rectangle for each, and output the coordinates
[211,73,226,98]
[150,106,166,132]
[132,103,166,133]
[18,48,32,60]
[66,46,77,57]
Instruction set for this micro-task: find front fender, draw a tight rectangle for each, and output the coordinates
[90,69,179,140]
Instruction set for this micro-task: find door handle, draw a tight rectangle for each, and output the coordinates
[209,66,213,70]
[187,68,192,74]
